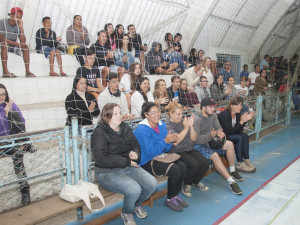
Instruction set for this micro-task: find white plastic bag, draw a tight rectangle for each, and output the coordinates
[59,180,105,212]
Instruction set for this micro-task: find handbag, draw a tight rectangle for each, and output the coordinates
[208,135,226,150]
[59,180,105,212]
[151,153,181,177]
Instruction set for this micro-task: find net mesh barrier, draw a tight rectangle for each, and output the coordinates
[0,131,64,213]
[0,0,299,214]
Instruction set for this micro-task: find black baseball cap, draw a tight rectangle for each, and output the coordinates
[201,97,215,107]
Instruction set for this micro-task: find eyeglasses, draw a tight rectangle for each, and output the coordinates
[201,81,208,82]
[0,93,6,97]
[147,110,161,116]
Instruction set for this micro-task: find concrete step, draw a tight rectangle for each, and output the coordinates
[1,74,172,106]
[1,52,79,77]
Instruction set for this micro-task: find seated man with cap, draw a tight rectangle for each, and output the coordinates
[0,7,35,78]
[193,97,243,195]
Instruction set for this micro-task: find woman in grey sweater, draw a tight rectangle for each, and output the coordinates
[165,102,209,198]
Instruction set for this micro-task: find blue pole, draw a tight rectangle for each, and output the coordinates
[255,95,263,141]
[64,126,72,185]
[71,117,80,185]
[286,91,292,125]
[81,126,88,182]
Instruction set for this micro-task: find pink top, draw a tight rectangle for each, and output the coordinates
[152,124,160,133]
[110,36,116,51]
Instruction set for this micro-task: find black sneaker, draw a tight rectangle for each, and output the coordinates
[230,171,243,182]
[230,182,242,195]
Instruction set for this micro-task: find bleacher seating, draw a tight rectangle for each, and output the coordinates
[1,52,172,132]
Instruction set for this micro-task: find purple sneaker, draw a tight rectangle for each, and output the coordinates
[175,195,189,208]
[164,197,183,211]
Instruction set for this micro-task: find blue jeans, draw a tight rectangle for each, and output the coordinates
[168,53,186,69]
[97,167,157,214]
[228,133,249,162]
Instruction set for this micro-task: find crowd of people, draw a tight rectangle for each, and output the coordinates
[1,7,299,225]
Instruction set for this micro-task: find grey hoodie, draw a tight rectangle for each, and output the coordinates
[146,42,163,71]
[194,109,222,146]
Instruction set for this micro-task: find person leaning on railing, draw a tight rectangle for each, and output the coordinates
[0,83,32,205]
[91,103,157,225]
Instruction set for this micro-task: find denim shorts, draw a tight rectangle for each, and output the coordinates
[39,46,56,59]
[8,46,22,56]
[194,144,226,159]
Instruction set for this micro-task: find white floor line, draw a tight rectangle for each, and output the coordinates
[220,158,300,225]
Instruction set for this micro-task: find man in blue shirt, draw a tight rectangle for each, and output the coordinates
[167,75,187,106]
[239,64,249,80]
[260,54,270,70]
[219,61,234,84]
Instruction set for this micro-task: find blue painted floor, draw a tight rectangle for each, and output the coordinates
[85,116,300,225]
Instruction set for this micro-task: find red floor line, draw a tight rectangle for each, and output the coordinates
[213,155,300,225]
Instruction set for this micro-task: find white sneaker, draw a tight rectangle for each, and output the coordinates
[192,182,210,191]
[134,206,148,218]
[121,212,136,225]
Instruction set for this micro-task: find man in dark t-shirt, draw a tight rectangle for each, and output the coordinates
[76,49,103,99]
[128,24,148,74]
[90,30,125,87]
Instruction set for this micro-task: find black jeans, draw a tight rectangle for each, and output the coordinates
[142,159,187,199]
[177,149,209,185]
[0,145,30,193]
[74,47,87,66]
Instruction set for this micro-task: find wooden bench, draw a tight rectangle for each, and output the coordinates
[0,155,228,225]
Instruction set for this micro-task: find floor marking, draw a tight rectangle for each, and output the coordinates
[214,155,300,225]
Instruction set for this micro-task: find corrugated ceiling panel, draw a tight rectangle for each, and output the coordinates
[208,17,230,47]
[212,0,244,21]
[221,25,253,51]
[235,0,275,28]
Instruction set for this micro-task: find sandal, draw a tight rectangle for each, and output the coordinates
[49,72,59,76]
[2,72,17,78]
[60,72,67,76]
[25,72,36,78]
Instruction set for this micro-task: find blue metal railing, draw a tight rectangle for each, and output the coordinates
[0,91,292,215]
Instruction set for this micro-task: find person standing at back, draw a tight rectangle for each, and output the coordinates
[128,25,148,74]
